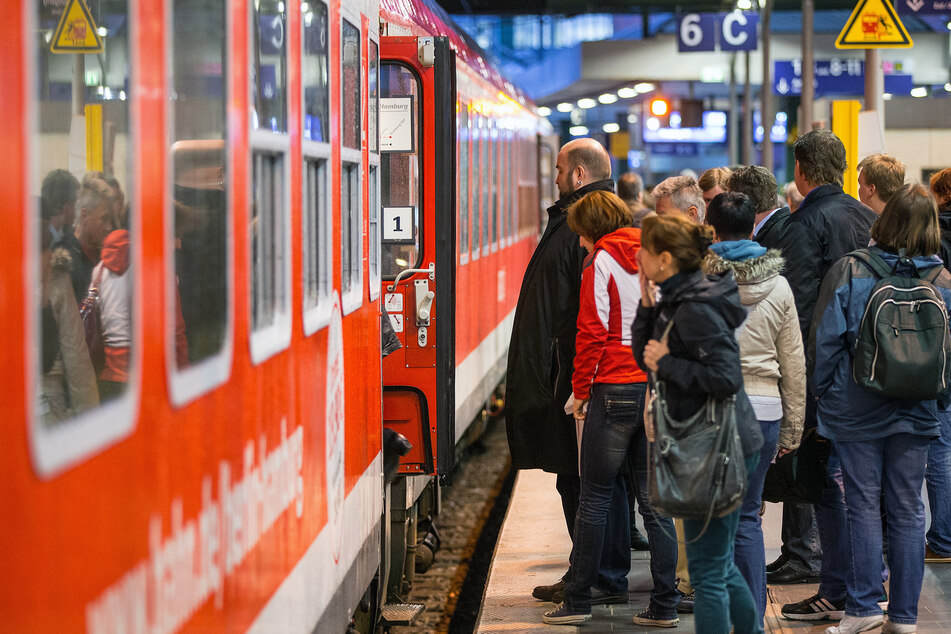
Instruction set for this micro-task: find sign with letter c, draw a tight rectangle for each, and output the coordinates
[721,11,759,51]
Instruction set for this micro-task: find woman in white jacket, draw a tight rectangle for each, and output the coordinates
[703,192,806,629]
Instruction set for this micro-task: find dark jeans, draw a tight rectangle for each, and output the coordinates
[684,452,762,634]
[780,503,821,575]
[734,419,780,629]
[564,383,679,615]
[837,434,931,625]
[556,462,629,593]
[926,411,951,557]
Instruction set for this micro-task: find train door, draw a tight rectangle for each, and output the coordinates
[379,37,456,478]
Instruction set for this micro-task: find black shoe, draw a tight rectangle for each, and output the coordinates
[632,607,680,628]
[542,602,591,625]
[781,592,844,621]
[532,579,565,602]
[631,527,651,551]
[675,587,694,614]
[552,586,628,605]
[766,554,788,573]
[767,563,820,584]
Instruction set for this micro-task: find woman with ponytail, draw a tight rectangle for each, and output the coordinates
[632,214,764,633]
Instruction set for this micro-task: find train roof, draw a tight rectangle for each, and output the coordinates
[380,0,536,113]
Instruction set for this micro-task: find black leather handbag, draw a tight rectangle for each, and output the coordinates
[646,318,747,539]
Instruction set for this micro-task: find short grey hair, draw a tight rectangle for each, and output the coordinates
[652,175,706,223]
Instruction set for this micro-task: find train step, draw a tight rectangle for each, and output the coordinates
[380,602,426,626]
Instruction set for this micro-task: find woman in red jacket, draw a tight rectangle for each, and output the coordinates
[543,190,679,627]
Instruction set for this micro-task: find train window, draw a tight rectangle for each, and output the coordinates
[302,0,329,143]
[499,130,507,246]
[368,40,381,301]
[458,104,469,264]
[302,0,331,334]
[250,0,290,362]
[508,131,517,242]
[341,19,361,151]
[340,17,362,314]
[469,120,480,261]
[381,63,421,278]
[481,123,490,256]
[490,127,498,250]
[29,0,137,476]
[167,0,231,405]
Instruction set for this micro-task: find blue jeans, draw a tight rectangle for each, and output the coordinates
[926,411,951,556]
[815,450,850,601]
[565,383,679,615]
[780,503,821,575]
[735,419,780,629]
[836,434,930,625]
[684,452,762,634]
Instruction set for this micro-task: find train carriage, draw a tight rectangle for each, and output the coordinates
[0,0,553,631]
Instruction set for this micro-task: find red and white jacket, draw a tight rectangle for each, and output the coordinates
[572,227,646,400]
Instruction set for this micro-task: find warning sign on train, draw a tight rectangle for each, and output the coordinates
[836,0,913,49]
[380,97,415,153]
[50,0,104,53]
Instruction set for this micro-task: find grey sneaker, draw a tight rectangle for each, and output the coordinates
[632,608,680,628]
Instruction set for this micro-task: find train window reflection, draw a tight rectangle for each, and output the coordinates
[381,63,421,278]
[252,0,287,133]
[301,0,329,143]
[341,161,363,313]
[303,158,330,333]
[341,19,360,150]
[470,119,481,261]
[168,0,229,405]
[458,104,469,262]
[368,40,381,301]
[30,0,136,477]
[490,127,498,248]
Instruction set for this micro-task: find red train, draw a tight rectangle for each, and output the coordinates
[1,0,555,631]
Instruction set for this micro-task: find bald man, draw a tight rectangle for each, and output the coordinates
[506,138,629,603]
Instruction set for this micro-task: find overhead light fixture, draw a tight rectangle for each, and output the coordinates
[617,87,638,99]
[945,83,951,92]
[569,126,589,136]
[97,26,108,37]
[737,0,753,9]
[947,21,951,30]
[911,86,928,98]
[598,93,618,104]
[537,106,552,116]
[577,98,597,109]
[602,123,620,133]
[883,93,893,101]
[627,113,638,124]
[646,117,660,131]
[634,83,655,94]
[556,102,573,112]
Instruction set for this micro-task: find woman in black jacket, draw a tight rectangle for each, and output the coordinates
[632,214,764,634]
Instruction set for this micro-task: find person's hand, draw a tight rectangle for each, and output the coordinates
[643,339,669,371]
[776,447,794,459]
[637,254,654,307]
[573,397,588,421]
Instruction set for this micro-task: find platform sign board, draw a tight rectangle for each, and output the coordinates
[896,0,951,15]
[678,12,759,53]
[379,97,414,153]
[50,0,104,53]
[836,0,913,49]
[774,59,914,96]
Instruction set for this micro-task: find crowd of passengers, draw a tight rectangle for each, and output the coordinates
[504,128,951,634]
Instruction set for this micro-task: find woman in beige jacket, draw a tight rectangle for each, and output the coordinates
[704,192,806,629]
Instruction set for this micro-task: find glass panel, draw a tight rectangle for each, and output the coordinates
[301,0,329,142]
[368,165,380,291]
[381,63,420,278]
[341,162,358,294]
[490,130,498,245]
[341,19,360,149]
[252,0,287,133]
[470,122,480,257]
[34,0,133,419]
[303,158,328,312]
[481,126,489,251]
[251,152,286,329]
[171,0,227,368]
[369,40,379,154]
[458,105,469,257]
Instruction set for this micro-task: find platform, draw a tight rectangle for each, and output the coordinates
[476,469,951,632]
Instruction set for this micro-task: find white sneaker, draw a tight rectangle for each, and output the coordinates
[882,620,917,633]
[823,614,884,634]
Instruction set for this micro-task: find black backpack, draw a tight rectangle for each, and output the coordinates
[850,248,951,400]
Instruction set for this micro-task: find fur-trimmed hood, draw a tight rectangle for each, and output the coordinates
[703,248,785,305]
[49,247,73,273]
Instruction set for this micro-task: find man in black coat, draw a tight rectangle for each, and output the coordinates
[505,138,625,601]
[778,129,881,621]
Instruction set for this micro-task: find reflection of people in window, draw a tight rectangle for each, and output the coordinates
[63,177,117,304]
[92,229,132,402]
[38,219,98,425]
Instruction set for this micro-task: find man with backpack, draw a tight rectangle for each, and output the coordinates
[809,183,951,634]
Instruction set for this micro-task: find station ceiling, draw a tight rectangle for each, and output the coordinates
[436,0,860,15]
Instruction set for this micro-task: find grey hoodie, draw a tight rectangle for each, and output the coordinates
[703,249,806,450]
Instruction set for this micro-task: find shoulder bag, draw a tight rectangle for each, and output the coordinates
[647,316,747,541]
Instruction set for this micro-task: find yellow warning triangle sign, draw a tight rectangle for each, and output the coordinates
[836,0,913,49]
[50,0,104,54]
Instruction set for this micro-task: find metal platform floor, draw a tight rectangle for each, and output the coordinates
[476,469,951,633]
